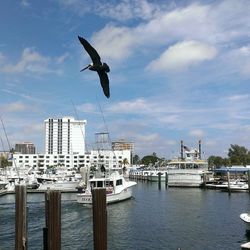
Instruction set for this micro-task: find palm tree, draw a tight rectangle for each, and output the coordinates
[122,158,129,174]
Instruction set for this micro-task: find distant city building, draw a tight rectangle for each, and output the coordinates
[11,116,133,171]
[44,117,86,155]
[15,142,36,154]
[12,150,131,170]
[112,139,134,152]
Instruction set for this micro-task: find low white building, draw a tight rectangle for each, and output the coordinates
[12,150,131,171]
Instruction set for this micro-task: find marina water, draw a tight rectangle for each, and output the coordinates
[0,182,250,249]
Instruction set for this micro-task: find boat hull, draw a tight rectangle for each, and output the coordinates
[240,213,250,232]
[37,181,79,191]
[77,187,134,204]
[167,169,206,187]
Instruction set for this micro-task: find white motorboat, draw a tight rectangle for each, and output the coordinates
[77,171,137,204]
[206,180,248,192]
[227,181,248,192]
[240,213,250,233]
[37,178,80,192]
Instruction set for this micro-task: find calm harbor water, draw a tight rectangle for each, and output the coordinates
[0,182,250,250]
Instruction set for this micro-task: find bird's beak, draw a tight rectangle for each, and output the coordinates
[80,65,90,72]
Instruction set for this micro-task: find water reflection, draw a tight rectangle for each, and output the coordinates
[0,182,249,249]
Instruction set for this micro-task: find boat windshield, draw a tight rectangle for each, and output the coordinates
[90,180,104,188]
[116,179,123,186]
[105,181,113,187]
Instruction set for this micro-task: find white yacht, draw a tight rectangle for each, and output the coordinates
[77,171,137,204]
[166,141,213,187]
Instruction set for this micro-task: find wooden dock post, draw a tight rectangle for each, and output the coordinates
[227,170,231,195]
[165,172,168,188]
[92,188,107,250]
[248,170,250,194]
[44,190,61,250]
[203,173,207,189]
[158,172,161,189]
[15,184,27,250]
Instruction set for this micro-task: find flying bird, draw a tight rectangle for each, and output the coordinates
[78,36,110,98]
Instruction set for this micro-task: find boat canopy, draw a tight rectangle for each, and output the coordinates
[214,166,250,173]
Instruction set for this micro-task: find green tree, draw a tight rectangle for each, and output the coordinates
[0,156,9,168]
[141,153,159,166]
[228,144,249,166]
[122,158,129,166]
[208,156,225,168]
[132,154,140,165]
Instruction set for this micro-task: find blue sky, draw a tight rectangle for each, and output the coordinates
[0,0,250,159]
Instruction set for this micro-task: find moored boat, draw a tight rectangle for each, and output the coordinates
[227,182,248,192]
[240,213,250,233]
[165,141,213,187]
[77,171,137,204]
[37,178,80,192]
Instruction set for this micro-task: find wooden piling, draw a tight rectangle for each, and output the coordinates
[158,172,161,189]
[92,188,107,250]
[203,173,207,189]
[44,190,61,250]
[165,172,168,188]
[15,185,27,250]
[227,171,231,195]
[248,170,250,194]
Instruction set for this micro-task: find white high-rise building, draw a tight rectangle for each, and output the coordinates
[44,117,87,155]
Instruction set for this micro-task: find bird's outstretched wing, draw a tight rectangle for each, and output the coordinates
[97,71,110,98]
[78,36,101,65]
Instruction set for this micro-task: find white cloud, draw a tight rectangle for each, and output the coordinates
[92,25,135,62]
[57,0,161,21]
[2,89,49,103]
[226,45,250,76]
[189,129,205,137]
[0,102,36,113]
[56,52,70,64]
[147,40,217,72]
[21,0,30,7]
[226,94,249,101]
[95,0,161,21]
[22,123,44,134]
[1,48,66,75]
[76,103,98,114]
[89,0,249,72]
[0,52,5,63]
[107,98,151,114]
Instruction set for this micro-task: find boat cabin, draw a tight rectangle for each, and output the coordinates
[89,178,123,188]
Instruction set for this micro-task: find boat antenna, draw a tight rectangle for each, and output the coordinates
[96,97,119,169]
[96,99,111,143]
